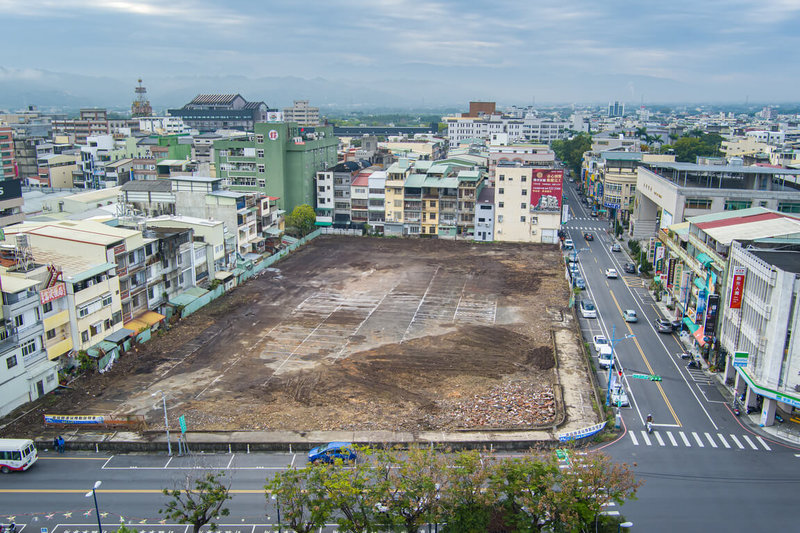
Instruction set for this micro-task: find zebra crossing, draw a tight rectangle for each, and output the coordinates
[686,367,714,385]
[630,429,773,451]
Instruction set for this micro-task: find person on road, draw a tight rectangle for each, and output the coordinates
[57,435,65,454]
[646,413,653,433]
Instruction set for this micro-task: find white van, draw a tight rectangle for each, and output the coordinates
[0,438,38,473]
[597,346,614,369]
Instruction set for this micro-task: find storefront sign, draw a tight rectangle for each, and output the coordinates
[704,293,720,337]
[729,266,746,309]
[733,351,748,368]
[40,282,66,304]
[530,169,563,212]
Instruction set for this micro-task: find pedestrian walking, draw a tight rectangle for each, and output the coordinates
[57,435,65,454]
[53,436,59,452]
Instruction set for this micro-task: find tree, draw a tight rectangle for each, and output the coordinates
[160,471,231,533]
[489,453,560,532]
[552,133,592,176]
[439,450,496,533]
[285,204,316,237]
[266,465,333,533]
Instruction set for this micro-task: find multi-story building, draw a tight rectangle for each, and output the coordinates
[282,100,320,126]
[381,138,446,161]
[474,187,495,242]
[37,154,79,188]
[168,94,269,132]
[0,126,17,180]
[314,160,371,224]
[0,178,24,228]
[488,143,555,182]
[367,170,386,234]
[444,103,568,145]
[493,166,562,244]
[52,109,110,145]
[215,123,338,213]
[631,161,800,240]
[146,215,229,275]
[138,117,190,135]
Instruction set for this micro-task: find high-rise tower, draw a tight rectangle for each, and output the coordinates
[131,78,153,117]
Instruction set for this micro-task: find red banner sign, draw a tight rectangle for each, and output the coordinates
[40,283,66,304]
[530,169,563,212]
[729,266,746,309]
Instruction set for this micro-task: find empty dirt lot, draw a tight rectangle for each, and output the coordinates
[3,237,584,435]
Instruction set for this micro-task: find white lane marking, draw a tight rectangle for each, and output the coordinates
[101,455,114,469]
[730,434,745,449]
[704,432,717,448]
[755,436,772,451]
[679,431,691,447]
[226,454,235,469]
[666,431,678,447]
[630,432,639,446]
[692,432,705,447]
[654,432,665,446]
[742,435,759,450]
[164,456,174,468]
[717,433,731,449]
[641,430,652,446]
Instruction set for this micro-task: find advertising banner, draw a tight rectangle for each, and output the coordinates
[40,282,66,305]
[729,266,746,309]
[530,169,563,212]
[0,179,22,202]
[704,293,720,337]
[666,258,676,288]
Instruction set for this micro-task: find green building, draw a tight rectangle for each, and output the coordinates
[214,123,338,212]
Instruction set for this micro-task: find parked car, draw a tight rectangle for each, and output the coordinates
[611,386,630,407]
[623,309,638,323]
[592,334,609,353]
[308,442,357,464]
[671,318,683,331]
[573,276,585,289]
[623,262,636,274]
[580,300,597,318]
[563,239,574,250]
[598,346,614,369]
[583,232,594,241]
[610,243,622,252]
[655,318,674,333]
[605,268,619,279]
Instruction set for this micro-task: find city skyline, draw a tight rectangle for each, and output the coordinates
[1,0,800,108]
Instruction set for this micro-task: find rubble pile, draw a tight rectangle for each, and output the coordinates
[428,383,556,429]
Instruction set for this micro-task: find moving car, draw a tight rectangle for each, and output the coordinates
[598,346,614,369]
[308,442,357,464]
[563,239,574,250]
[623,309,638,323]
[583,232,594,241]
[611,386,630,407]
[579,299,597,318]
[610,243,622,252]
[592,334,609,352]
[605,268,618,279]
[623,262,636,274]
[655,318,674,333]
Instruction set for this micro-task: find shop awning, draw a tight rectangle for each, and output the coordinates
[696,253,714,266]
[314,220,332,226]
[693,278,707,291]
[105,328,135,344]
[693,325,706,346]
[683,317,700,333]
[138,311,165,326]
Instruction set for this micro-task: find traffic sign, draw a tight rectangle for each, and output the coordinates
[178,415,187,434]
[631,373,661,381]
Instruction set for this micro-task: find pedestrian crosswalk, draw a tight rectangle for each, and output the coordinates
[686,367,713,385]
[630,430,773,451]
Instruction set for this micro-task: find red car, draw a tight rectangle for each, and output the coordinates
[583,232,594,241]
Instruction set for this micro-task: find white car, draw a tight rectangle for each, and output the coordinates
[563,239,574,250]
[610,385,629,407]
[579,300,597,318]
[623,309,638,323]
[592,335,609,353]
[598,346,614,369]
[605,268,618,279]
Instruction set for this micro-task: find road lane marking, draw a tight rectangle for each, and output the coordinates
[704,432,717,448]
[164,456,173,468]
[742,435,758,450]
[717,434,731,448]
[679,431,691,447]
[666,431,678,446]
[641,431,651,446]
[755,436,772,451]
[692,432,705,447]
[730,434,745,449]
[654,432,665,446]
[630,432,639,445]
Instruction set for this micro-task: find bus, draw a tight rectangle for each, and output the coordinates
[0,439,38,473]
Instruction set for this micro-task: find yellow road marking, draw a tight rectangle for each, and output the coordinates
[609,289,682,427]
[0,489,264,494]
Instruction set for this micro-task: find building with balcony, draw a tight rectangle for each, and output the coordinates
[488,143,555,182]
[0,126,18,180]
[37,153,79,189]
[367,170,386,234]
[52,108,110,145]
[314,160,371,225]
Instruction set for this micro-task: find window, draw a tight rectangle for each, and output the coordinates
[6,355,17,369]
[102,295,113,307]
[430,201,436,208]
[520,216,526,222]
[257,149,264,158]
[498,215,504,223]
[14,315,23,327]
[521,203,527,209]
[257,164,265,173]
[521,189,527,196]
[499,175,505,181]
[724,200,751,211]
[81,330,89,342]
[46,329,57,340]
[499,188,504,195]
[478,217,485,222]
[43,302,53,314]
[256,135,264,143]
[685,198,712,209]
[778,202,800,214]
[90,323,102,336]
[498,202,504,208]
[521,175,527,182]
[430,213,436,220]
[394,200,402,207]
[21,339,36,357]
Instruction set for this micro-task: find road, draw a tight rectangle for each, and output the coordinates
[561,178,800,531]
[2,182,800,532]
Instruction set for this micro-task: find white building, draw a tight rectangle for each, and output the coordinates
[493,165,562,244]
[282,100,320,126]
[444,115,568,145]
[474,187,495,242]
[367,170,386,234]
[138,117,190,135]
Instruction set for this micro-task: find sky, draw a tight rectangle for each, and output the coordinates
[1,0,799,109]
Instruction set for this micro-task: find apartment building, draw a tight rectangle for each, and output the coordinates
[0,126,16,179]
[314,160,371,224]
[215,122,338,213]
[381,138,445,161]
[474,187,495,242]
[444,109,568,145]
[37,153,79,188]
[0,178,24,228]
[488,143,555,182]
[52,108,110,145]
[493,166,562,244]
[367,170,386,233]
[282,100,320,126]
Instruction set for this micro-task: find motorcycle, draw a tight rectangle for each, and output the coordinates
[679,352,692,360]
[687,359,701,369]
[732,401,741,416]
[746,405,758,415]
[775,413,785,423]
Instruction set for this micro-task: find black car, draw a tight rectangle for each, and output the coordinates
[583,232,594,241]
[623,262,636,274]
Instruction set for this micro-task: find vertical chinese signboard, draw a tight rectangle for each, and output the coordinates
[729,266,746,309]
[704,293,720,337]
[530,169,563,212]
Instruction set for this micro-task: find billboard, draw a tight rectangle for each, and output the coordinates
[729,266,746,309]
[704,293,720,337]
[530,169,563,212]
[40,283,66,305]
[0,179,22,202]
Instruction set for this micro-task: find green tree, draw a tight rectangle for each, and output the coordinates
[552,133,592,176]
[489,453,560,532]
[159,472,231,533]
[439,450,496,533]
[285,204,317,237]
[265,466,333,533]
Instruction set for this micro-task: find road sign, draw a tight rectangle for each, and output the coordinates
[631,373,661,381]
[178,415,187,434]
[733,351,748,368]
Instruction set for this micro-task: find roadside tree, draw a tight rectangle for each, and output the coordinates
[286,204,317,237]
[439,449,496,533]
[159,471,231,533]
[265,465,334,533]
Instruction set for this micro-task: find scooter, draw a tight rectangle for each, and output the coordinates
[679,352,692,360]
[732,401,741,416]
[746,405,758,415]
[775,413,785,423]
[687,359,701,369]
[646,421,653,433]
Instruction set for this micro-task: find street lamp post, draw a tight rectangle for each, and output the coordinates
[85,481,103,533]
[271,494,282,533]
[151,390,172,456]
[606,324,636,407]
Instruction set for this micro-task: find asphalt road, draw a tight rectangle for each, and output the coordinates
[2,182,799,532]
[562,179,800,531]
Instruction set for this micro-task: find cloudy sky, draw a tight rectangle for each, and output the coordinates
[1,0,799,108]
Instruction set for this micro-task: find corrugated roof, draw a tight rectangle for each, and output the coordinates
[404,174,425,188]
[122,180,173,192]
[649,162,800,175]
[695,212,788,231]
[700,217,800,245]
[189,94,240,105]
[422,176,460,188]
[352,174,369,187]
[687,207,770,224]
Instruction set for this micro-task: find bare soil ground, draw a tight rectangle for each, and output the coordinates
[1,237,579,436]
